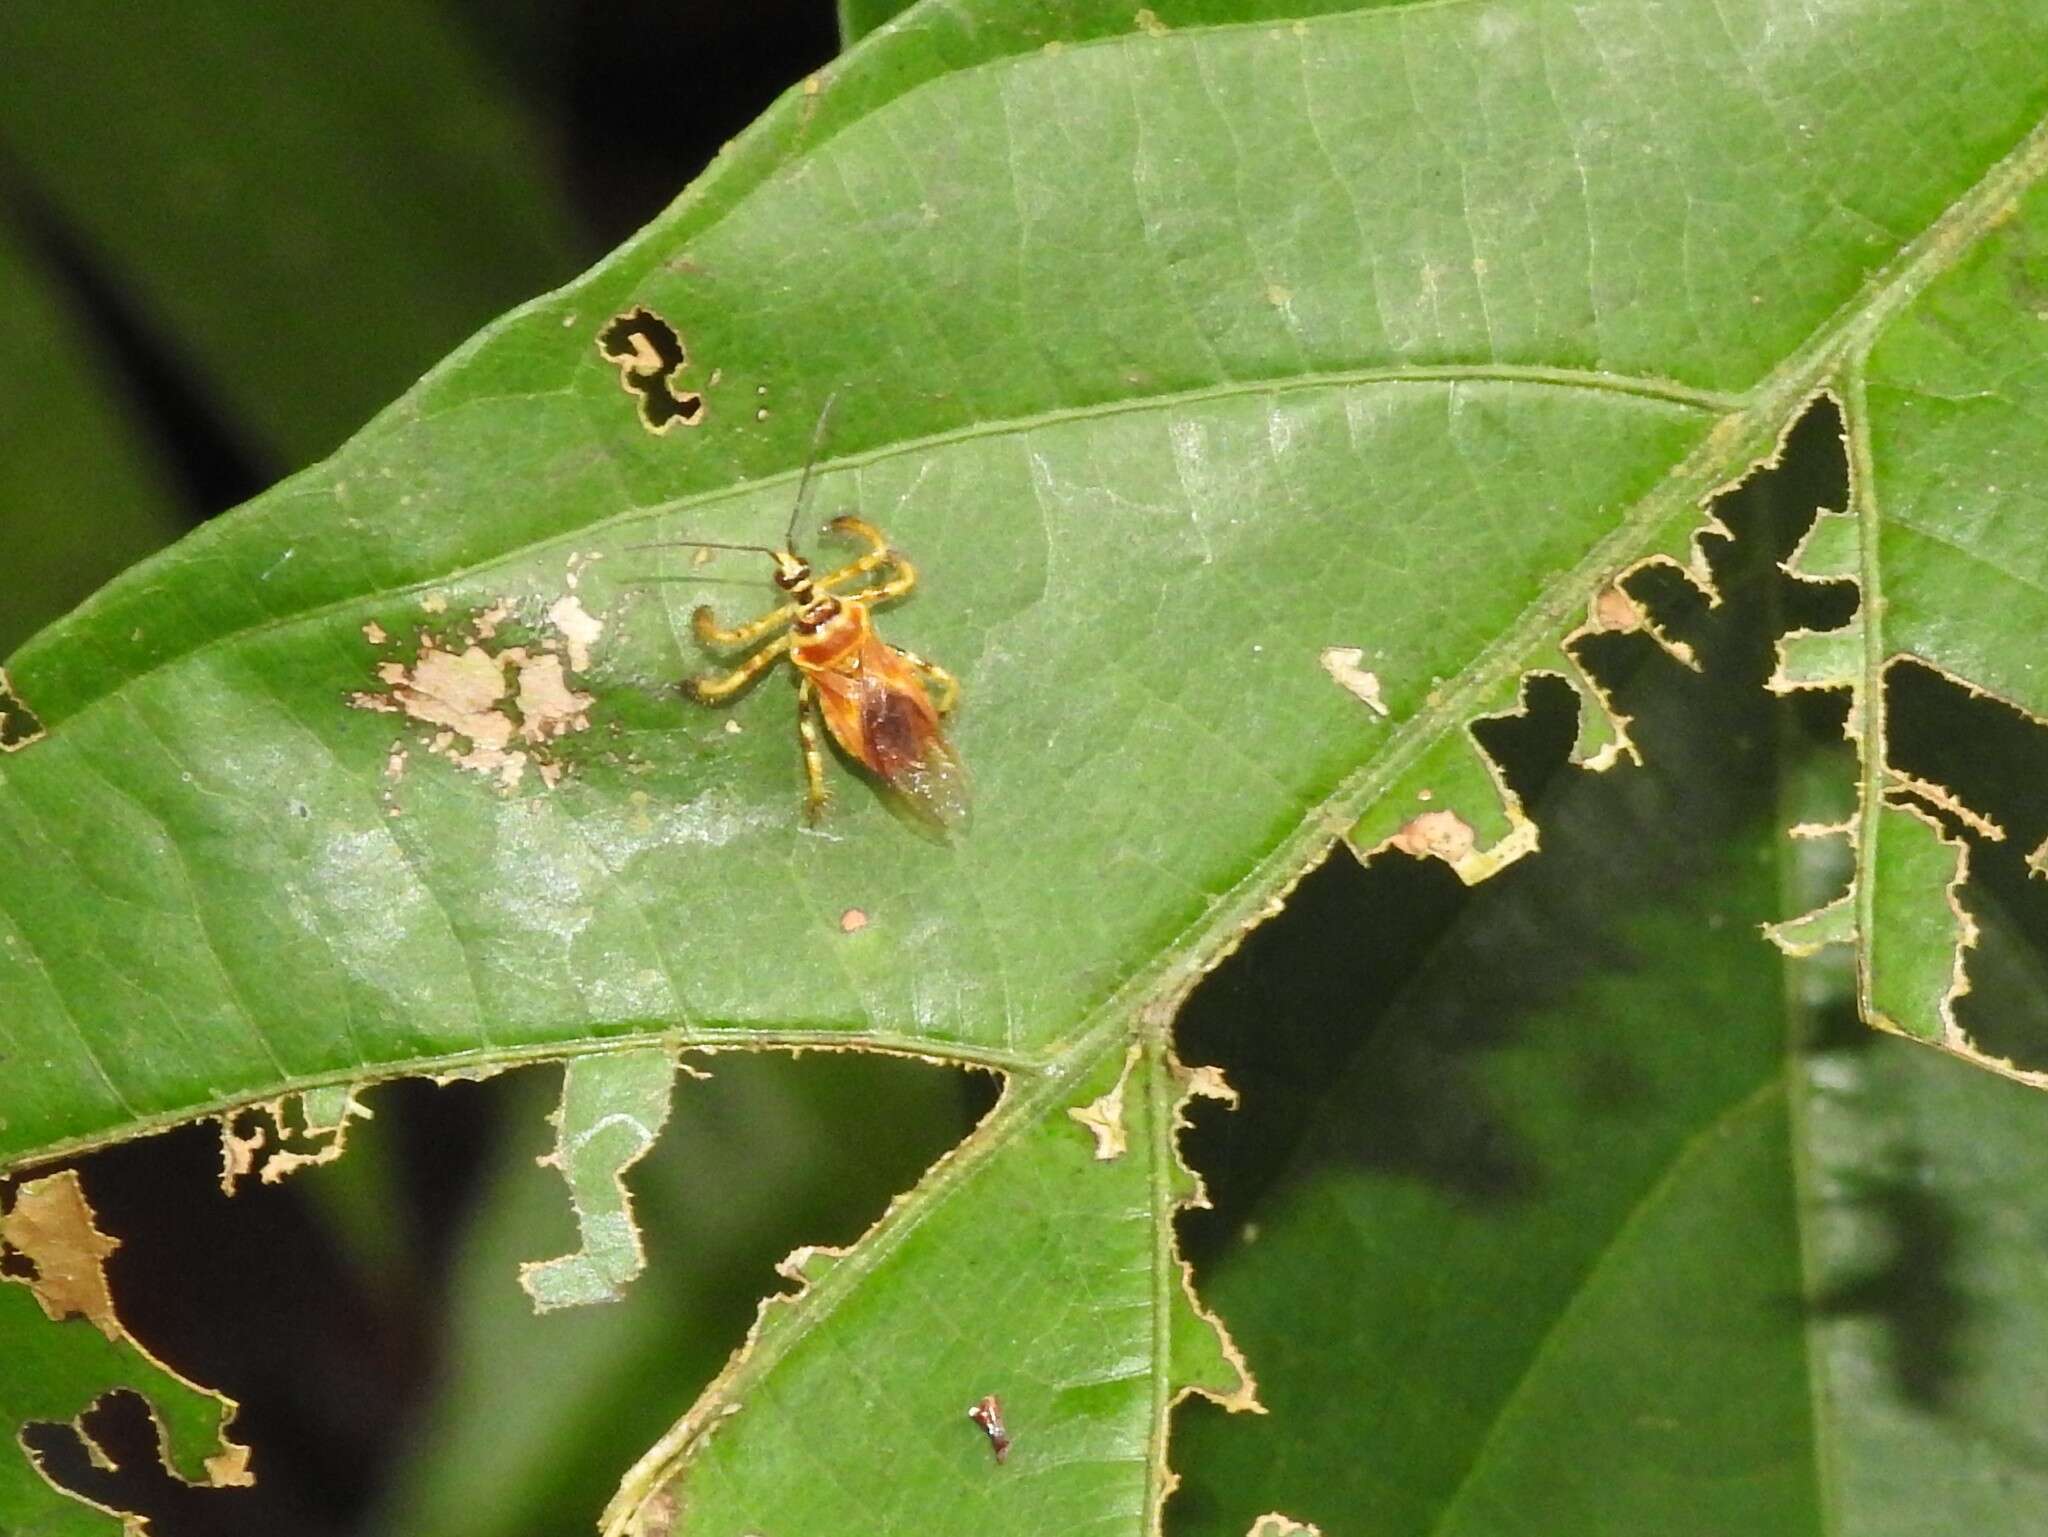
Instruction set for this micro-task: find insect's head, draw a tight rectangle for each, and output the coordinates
[770,550,813,590]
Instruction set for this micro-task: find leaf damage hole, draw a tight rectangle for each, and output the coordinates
[21,1390,256,1535]
[0,667,47,751]
[1884,659,2048,1073]
[4,1168,253,1531]
[598,307,707,433]
[1889,657,2048,860]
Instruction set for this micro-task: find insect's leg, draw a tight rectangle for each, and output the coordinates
[694,600,799,649]
[686,632,791,702]
[844,552,917,607]
[814,515,894,591]
[895,650,959,713]
[797,674,830,821]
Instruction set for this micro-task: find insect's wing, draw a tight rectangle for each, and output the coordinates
[811,639,969,826]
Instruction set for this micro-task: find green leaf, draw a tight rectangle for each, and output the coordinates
[835,0,916,47]
[0,220,186,657]
[518,1046,677,1311]
[5,0,2048,1531]
[0,0,584,465]
[1765,182,2048,1061]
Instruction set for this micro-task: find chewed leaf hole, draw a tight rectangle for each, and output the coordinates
[0,668,46,751]
[598,307,707,432]
[1888,657,2048,858]
[22,1390,253,1534]
[40,1053,996,1535]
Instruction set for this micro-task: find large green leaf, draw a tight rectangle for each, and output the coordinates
[4,0,2047,1532]
[0,0,583,466]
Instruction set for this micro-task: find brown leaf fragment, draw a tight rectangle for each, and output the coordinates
[1,1171,122,1337]
[1392,808,1476,865]
[1591,582,1645,632]
[3,1172,257,1496]
[217,1091,373,1191]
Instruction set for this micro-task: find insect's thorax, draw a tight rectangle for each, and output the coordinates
[791,596,868,672]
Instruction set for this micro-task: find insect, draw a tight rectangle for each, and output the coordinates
[652,398,965,825]
[967,1394,1011,1464]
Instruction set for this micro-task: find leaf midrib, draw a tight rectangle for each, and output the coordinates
[16,362,1727,733]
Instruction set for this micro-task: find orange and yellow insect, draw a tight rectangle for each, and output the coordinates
[658,400,965,825]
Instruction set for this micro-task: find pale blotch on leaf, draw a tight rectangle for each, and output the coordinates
[547,594,604,673]
[1317,645,1389,717]
[1245,1516,1323,1537]
[347,592,600,792]
[1068,1043,1142,1160]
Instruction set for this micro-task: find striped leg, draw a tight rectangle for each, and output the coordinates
[797,674,830,821]
[686,632,790,702]
[815,516,895,590]
[694,600,798,649]
[846,553,918,609]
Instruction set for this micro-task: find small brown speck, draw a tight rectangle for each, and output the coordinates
[839,908,869,934]
[362,621,389,645]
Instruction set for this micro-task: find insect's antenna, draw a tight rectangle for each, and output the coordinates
[785,390,841,553]
[623,539,778,557]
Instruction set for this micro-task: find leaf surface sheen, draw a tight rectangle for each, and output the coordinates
[3,0,2048,1532]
